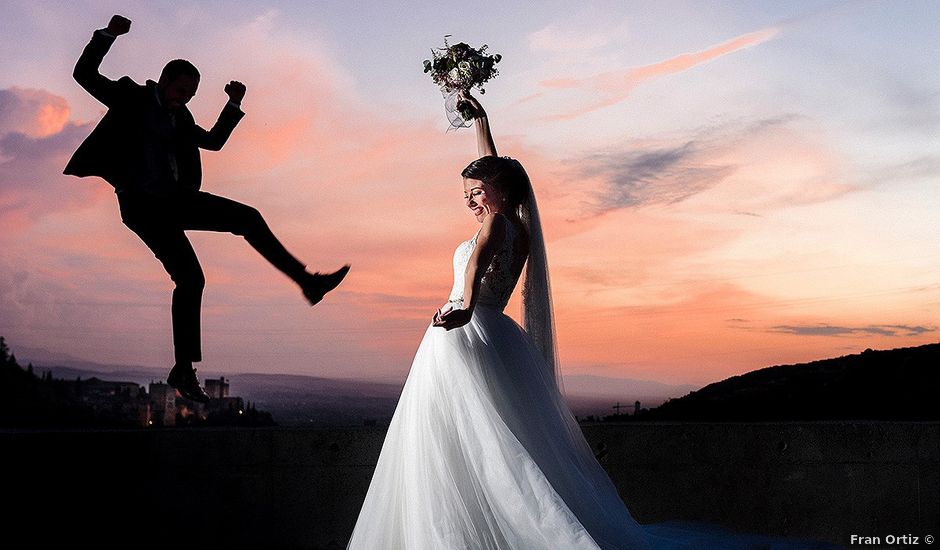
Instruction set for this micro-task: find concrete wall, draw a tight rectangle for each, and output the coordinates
[4,422,937,549]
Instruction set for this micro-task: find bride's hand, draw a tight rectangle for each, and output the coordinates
[433,307,473,330]
[457,90,486,120]
[432,302,455,324]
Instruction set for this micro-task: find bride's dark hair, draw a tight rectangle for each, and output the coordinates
[461,155,531,212]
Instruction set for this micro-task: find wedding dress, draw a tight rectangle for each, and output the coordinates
[346,218,653,549]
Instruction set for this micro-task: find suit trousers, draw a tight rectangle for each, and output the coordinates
[118,189,307,363]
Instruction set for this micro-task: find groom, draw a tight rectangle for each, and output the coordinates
[65,15,348,402]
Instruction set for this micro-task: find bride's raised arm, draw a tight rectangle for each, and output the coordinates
[458,90,497,158]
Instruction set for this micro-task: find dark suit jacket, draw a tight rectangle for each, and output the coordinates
[64,30,245,194]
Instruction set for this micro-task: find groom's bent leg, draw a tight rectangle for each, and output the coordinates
[119,194,205,363]
[180,192,308,282]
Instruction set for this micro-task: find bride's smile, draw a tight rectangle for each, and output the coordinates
[464,178,505,222]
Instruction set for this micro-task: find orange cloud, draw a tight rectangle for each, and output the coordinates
[537,27,780,120]
[0,88,104,234]
[0,87,71,138]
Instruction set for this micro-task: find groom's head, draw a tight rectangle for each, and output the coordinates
[158,59,200,111]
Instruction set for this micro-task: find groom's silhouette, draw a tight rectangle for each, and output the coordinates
[65,15,348,402]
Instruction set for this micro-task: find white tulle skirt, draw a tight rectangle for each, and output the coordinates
[346,305,652,550]
[346,306,841,550]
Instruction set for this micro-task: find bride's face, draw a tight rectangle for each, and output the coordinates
[463,178,505,223]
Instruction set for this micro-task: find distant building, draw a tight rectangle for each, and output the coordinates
[205,377,230,400]
[149,381,176,426]
[73,377,149,427]
[77,377,141,402]
[214,396,245,415]
[203,376,245,417]
[176,401,208,423]
[136,402,151,428]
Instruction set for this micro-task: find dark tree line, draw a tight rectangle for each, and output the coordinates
[0,336,127,427]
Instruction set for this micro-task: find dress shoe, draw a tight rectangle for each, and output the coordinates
[167,363,210,403]
[302,264,350,306]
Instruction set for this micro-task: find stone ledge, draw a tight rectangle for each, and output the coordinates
[4,422,936,548]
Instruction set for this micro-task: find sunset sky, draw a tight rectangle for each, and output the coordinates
[1,0,938,390]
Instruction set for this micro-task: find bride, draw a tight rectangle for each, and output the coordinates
[345,91,652,550]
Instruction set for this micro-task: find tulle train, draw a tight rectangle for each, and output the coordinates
[346,306,651,550]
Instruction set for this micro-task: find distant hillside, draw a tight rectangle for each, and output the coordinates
[221,373,404,427]
[20,346,691,425]
[24,365,688,427]
[644,343,940,421]
[30,340,933,424]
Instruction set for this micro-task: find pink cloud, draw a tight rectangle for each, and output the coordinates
[0,87,71,138]
[536,27,780,121]
[0,88,105,234]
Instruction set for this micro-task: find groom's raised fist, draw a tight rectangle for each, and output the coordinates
[224,81,246,104]
[106,15,131,36]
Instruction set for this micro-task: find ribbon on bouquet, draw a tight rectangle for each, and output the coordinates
[443,90,473,130]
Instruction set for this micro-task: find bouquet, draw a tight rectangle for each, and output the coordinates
[423,36,501,128]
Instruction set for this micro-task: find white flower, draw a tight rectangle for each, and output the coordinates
[458,61,471,73]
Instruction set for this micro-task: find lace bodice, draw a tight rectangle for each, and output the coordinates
[448,218,522,311]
